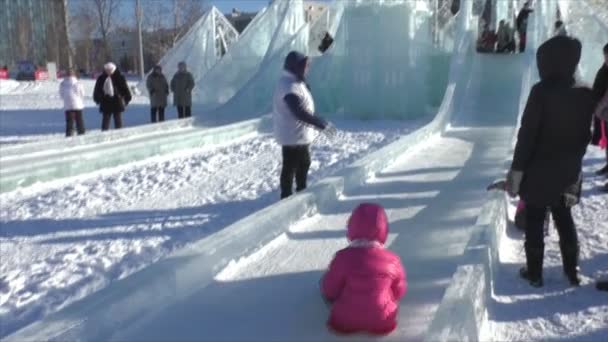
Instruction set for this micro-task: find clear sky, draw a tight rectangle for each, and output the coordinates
[209,0,270,13]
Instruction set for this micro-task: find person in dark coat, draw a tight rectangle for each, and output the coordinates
[170,62,195,119]
[146,65,169,123]
[506,36,596,288]
[591,43,608,180]
[93,62,132,130]
[516,2,534,53]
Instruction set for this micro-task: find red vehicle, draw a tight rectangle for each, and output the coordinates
[0,66,8,79]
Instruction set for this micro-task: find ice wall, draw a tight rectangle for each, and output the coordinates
[568,0,608,82]
[199,23,310,122]
[308,4,344,56]
[137,7,238,97]
[308,1,435,120]
[191,0,306,111]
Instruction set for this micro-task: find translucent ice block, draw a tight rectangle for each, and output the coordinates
[191,0,306,110]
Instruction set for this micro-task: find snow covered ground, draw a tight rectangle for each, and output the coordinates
[0,114,423,337]
[483,147,608,341]
[0,79,151,145]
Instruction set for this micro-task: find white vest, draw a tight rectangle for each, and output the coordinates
[59,77,85,110]
[272,72,317,146]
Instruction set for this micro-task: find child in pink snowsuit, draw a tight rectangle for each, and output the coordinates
[321,203,407,335]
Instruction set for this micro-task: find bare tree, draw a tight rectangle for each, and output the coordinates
[171,0,206,47]
[15,14,32,62]
[92,0,122,61]
[71,2,99,71]
[141,0,205,68]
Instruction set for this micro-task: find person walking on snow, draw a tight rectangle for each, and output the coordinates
[591,43,608,192]
[272,51,336,199]
[170,62,195,119]
[147,65,169,123]
[516,1,534,53]
[321,203,406,335]
[59,68,86,136]
[506,36,596,288]
[93,62,132,131]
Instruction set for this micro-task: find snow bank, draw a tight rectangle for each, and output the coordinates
[0,79,21,94]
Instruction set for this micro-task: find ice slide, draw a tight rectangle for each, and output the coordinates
[6,0,545,340]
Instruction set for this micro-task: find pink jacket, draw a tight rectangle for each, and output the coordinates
[321,203,407,335]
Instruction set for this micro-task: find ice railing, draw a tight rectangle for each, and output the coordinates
[4,1,478,340]
[0,117,269,193]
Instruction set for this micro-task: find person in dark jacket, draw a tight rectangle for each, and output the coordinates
[506,36,596,288]
[170,62,195,119]
[147,65,169,123]
[591,43,608,181]
[93,62,132,130]
[516,2,534,53]
[272,51,336,199]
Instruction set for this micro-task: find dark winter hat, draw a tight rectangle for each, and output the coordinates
[604,43,608,54]
[536,35,581,85]
[284,51,308,80]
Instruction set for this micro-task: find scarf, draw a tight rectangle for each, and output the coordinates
[103,75,114,97]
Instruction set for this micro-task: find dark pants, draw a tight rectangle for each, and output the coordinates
[177,106,191,119]
[65,110,85,136]
[524,200,578,279]
[280,145,311,199]
[101,112,123,131]
[518,31,527,52]
[151,107,165,123]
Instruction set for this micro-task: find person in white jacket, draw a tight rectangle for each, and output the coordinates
[273,51,335,199]
[59,69,86,136]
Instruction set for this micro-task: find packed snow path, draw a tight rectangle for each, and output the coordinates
[112,53,528,341]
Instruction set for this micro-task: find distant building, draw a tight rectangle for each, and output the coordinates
[0,0,70,69]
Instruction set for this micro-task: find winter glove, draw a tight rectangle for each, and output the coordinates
[487,180,507,191]
[506,170,524,197]
[322,123,338,139]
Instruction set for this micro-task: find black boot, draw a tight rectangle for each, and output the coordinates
[597,280,608,291]
[521,246,544,287]
[560,242,580,286]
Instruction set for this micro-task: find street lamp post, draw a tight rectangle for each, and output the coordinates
[136,0,145,80]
